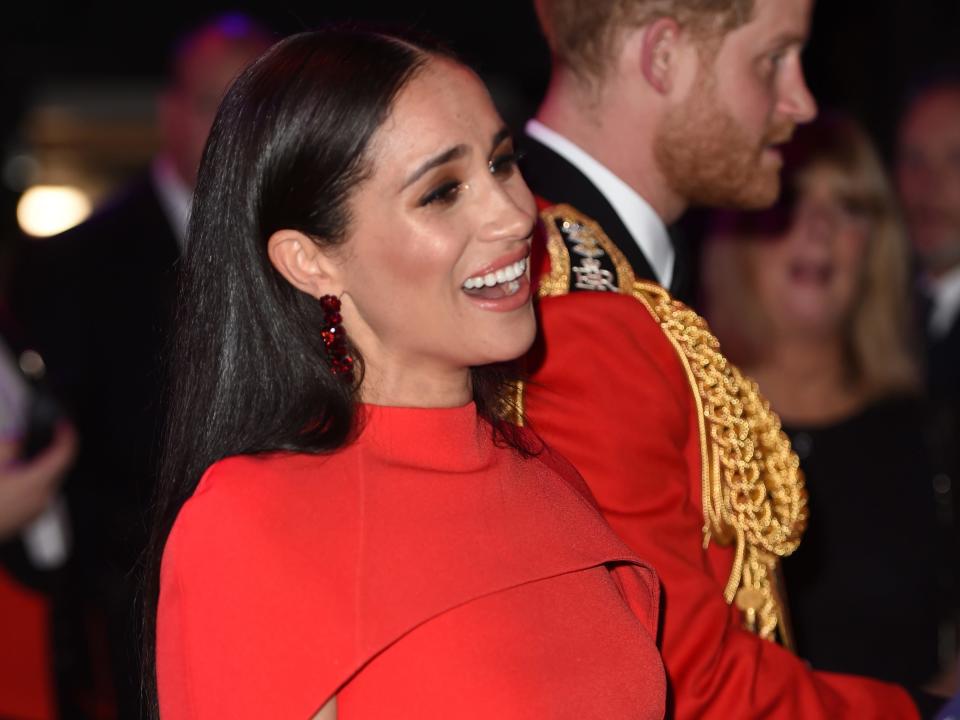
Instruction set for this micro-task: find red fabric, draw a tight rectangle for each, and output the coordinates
[0,566,55,720]
[524,281,920,719]
[157,403,666,719]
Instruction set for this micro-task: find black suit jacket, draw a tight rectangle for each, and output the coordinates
[519,132,696,304]
[926,314,960,606]
[11,173,181,716]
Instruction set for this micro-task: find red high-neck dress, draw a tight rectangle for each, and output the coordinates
[156,403,666,718]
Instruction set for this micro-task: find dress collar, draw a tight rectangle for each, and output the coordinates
[356,402,494,471]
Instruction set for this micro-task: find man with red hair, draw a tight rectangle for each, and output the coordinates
[520,0,942,716]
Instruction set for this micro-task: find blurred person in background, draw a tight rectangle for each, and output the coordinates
[0,321,76,720]
[10,13,272,718]
[703,114,949,692]
[0,422,75,720]
[898,74,960,667]
[0,416,74,544]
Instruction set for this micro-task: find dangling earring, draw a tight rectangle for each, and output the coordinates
[320,294,354,384]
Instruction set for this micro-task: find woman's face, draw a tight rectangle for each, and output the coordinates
[336,58,537,394]
[751,163,873,339]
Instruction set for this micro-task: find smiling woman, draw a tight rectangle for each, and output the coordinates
[143,27,666,720]
[703,114,945,691]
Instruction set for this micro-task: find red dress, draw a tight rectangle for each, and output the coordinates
[157,403,666,718]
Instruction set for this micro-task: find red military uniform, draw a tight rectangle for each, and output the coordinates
[521,200,919,719]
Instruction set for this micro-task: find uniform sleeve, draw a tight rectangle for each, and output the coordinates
[156,459,356,719]
[525,291,919,720]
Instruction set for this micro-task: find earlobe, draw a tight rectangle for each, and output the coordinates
[266,229,340,299]
[640,18,680,94]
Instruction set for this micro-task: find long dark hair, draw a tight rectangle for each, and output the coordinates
[142,27,532,715]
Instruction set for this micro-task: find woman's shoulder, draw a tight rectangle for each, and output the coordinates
[194,450,351,502]
[167,450,360,558]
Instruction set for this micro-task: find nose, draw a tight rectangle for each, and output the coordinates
[796,200,838,245]
[779,56,817,125]
[477,176,537,243]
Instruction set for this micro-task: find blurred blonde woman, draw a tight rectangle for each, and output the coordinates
[703,114,943,689]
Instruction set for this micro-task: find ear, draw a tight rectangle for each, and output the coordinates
[267,229,341,299]
[639,17,683,95]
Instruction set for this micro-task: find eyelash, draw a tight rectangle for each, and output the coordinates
[418,150,526,208]
[419,180,462,207]
[490,150,524,177]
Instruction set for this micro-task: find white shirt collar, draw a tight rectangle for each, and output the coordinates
[151,155,192,251]
[525,119,674,288]
[927,263,960,338]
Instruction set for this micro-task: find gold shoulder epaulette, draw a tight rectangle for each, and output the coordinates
[532,203,808,647]
[538,204,637,297]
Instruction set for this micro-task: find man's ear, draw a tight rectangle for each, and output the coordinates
[267,229,341,299]
[638,17,684,95]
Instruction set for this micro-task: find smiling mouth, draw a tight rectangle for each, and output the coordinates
[789,259,833,285]
[461,256,528,299]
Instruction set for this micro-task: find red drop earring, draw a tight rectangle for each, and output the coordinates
[320,295,354,384]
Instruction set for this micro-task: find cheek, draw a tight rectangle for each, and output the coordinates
[943,169,960,202]
[509,175,537,219]
[349,222,466,333]
[718,70,774,136]
[752,243,789,286]
[369,222,462,287]
[834,228,870,294]
[837,226,870,272]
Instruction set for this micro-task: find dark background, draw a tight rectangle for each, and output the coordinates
[3,1,960,207]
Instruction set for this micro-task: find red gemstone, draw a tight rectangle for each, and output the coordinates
[320,295,340,312]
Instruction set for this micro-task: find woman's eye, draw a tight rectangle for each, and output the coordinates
[419,180,462,207]
[490,151,521,178]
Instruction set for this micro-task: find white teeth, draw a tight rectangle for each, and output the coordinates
[463,257,528,290]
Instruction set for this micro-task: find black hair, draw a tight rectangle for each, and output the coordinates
[142,26,534,715]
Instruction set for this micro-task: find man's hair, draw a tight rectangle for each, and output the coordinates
[534,0,755,79]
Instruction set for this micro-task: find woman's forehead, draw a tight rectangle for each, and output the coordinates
[369,59,503,171]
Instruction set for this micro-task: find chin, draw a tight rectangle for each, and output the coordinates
[478,317,538,366]
[737,174,781,210]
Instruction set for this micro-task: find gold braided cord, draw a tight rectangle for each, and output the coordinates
[632,281,807,644]
[532,204,808,646]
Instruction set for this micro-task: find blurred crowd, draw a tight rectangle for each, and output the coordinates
[1,7,958,719]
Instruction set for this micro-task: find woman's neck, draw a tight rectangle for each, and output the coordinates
[359,359,472,408]
[745,336,866,426]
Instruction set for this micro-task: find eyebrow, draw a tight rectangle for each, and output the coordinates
[490,127,511,152]
[767,32,807,49]
[403,145,467,189]
[402,128,513,189]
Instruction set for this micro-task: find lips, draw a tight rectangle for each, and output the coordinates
[460,249,532,309]
[462,257,527,295]
[788,258,833,285]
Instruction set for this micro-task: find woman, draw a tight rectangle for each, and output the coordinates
[145,28,666,719]
[703,115,943,688]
